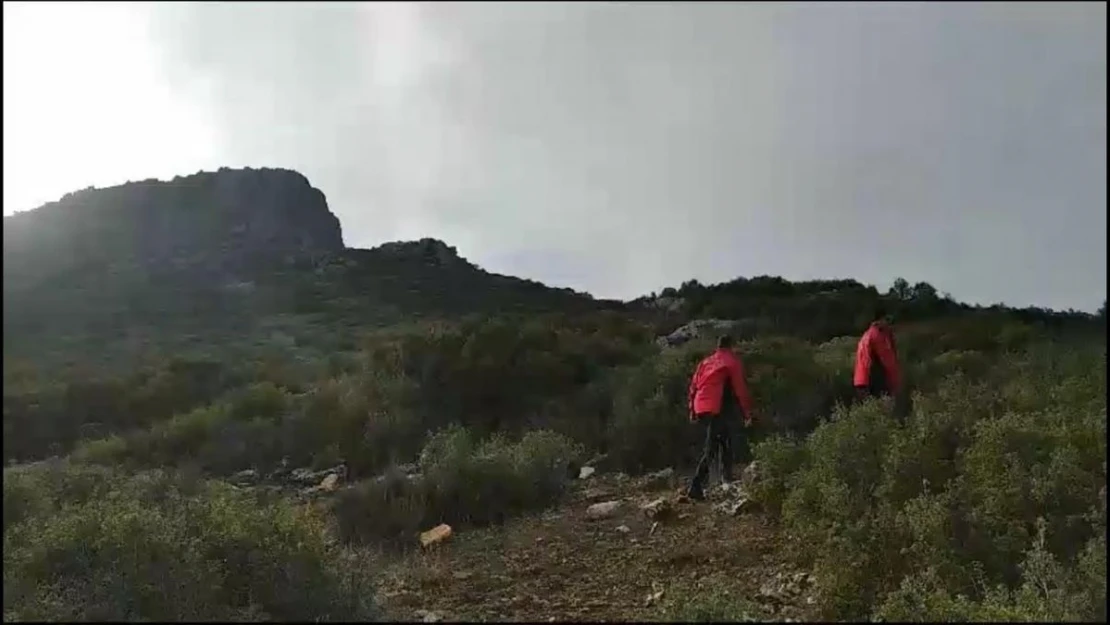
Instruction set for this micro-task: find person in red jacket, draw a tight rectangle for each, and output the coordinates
[685,334,755,501]
[854,304,902,401]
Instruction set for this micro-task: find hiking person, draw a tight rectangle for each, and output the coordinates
[685,334,755,501]
[853,303,903,404]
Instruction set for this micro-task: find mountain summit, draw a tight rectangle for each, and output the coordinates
[2,168,615,369]
[4,167,343,284]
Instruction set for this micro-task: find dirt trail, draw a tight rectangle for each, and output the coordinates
[375,471,817,622]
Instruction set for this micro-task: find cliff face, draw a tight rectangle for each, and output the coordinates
[3,167,343,287]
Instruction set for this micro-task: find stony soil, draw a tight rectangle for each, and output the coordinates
[372,470,818,623]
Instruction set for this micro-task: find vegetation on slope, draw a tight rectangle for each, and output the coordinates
[3,171,1104,621]
[4,288,1104,620]
[3,462,378,621]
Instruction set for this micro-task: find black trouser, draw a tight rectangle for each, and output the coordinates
[690,412,749,491]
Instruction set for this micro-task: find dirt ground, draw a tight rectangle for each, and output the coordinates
[374,472,817,622]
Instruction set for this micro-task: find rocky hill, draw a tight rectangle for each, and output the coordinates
[4,168,343,287]
[2,168,621,370]
[3,169,1105,623]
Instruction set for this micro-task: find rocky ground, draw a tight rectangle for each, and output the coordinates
[222,459,817,622]
[370,466,818,623]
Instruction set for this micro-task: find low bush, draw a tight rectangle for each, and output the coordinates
[749,339,1107,620]
[332,426,582,547]
[2,462,379,621]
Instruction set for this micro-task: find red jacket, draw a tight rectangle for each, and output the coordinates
[688,348,754,421]
[853,322,902,393]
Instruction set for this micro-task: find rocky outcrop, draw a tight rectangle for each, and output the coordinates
[3,167,344,288]
[371,238,471,269]
[656,318,749,348]
[2,167,627,371]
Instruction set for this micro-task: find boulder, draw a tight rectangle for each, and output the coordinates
[641,497,676,521]
[656,319,745,348]
[419,524,453,548]
[586,500,622,520]
[319,473,340,492]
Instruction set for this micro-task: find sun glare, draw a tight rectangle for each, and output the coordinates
[2,2,219,215]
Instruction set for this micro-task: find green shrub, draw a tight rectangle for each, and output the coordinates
[747,434,809,517]
[608,342,708,473]
[875,525,1107,622]
[2,356,241,464]
[2,464,378,621]
[751,339,1107,620]
[332,426,582,547]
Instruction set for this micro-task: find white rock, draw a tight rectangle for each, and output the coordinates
[319,473,339,492]
[578,466,596,480]
[586,500,622,520]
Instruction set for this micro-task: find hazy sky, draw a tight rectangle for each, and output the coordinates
[3,2,1106,311]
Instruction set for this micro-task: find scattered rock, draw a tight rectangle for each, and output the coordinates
[453,571,473,581]
[231,469,257,483]
[586,500,622,520]
[615,525,631,534]
[714,496,756,517]
[741,461,761,486]
[578,466,596,480]
[290,464,347,486]
[419,523,453,548]
[319,473,340,492]
[414,609,442,623]
[656,318,744,348]
[641,497,675,521]
[290,467,316,483]
[757,570,815,606]
[712,480,761,517]
[582,487,615,502]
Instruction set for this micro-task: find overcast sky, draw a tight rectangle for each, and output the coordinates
[3,2,1105,311]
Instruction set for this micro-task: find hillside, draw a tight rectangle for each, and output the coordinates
[3,168,621,371]
[2,169,1105,622]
